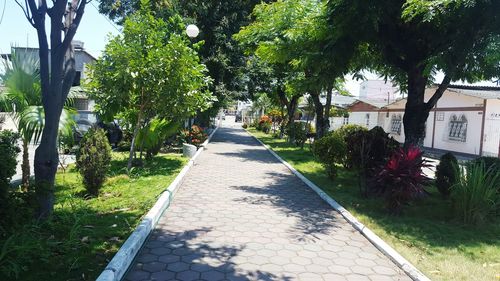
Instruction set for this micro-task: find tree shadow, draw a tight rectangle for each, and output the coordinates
[108,155,185,178]
[209,128,261,147]
[231,171,345,243]
[214,148,278,164]
[125,227,294,281]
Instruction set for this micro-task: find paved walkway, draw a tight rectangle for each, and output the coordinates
[124,126,411,281]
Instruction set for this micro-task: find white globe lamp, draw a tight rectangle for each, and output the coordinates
[186,24,200,38]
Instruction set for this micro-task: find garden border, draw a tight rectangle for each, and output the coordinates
[247,130,431,281]
[96,126,219,281]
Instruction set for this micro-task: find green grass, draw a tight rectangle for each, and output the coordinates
[248,128,500,281]
[1,152,187,281]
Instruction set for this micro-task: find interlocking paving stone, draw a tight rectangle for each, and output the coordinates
[124,126,411,281]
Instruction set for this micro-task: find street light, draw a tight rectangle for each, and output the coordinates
[186,24,199,38]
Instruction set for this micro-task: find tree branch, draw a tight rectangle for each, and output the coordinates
[61,0,87,50]
[425,74,452,110]
[14,0,35,27]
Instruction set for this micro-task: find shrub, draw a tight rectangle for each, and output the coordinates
[0,130,20,203]
[452,161,499,224]
[347,127,399,170]
[179,125,208,147]
[76,127,112,196]
[335,124,368,167]
[435,152,458,198]
[470,156,500,186]
[312,132,347,179]
[257,115,272,133]
[286,122,308,147]
[375,146,430,214]
[242,123,248,129]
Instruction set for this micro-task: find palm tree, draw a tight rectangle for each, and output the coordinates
[0,50,75,189]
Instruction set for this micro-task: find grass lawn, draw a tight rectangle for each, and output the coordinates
[1,152,187,281]
[248,128,500,281]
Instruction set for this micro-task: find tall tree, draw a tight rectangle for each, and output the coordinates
[15,0,87,218]
[87,4,213,170]
[97,0,266,121]
[236,0,350,138]
[326,0,500,146]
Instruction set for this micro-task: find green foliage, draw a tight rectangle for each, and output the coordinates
[242,123,248,129]
[0,131,20,202]
[76,128,112,196]
[470,156,500,183]
[435,152,459,198]
[311,132,346,179]
[452,162,499,225]
[178,125,208,148]
[286,122,308,147]
[136,119,179,159]
[334,124,368,167]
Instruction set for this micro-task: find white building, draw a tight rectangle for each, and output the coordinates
[380,85,500,157]
[359,80,400,101]
[343,98,389,129]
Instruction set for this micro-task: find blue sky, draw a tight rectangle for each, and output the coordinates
[0,1,120,57]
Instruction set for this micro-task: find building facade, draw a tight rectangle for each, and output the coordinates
[378,85,500,157]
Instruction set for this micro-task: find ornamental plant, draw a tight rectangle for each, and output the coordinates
[312,132,347,179]
[76,127,112,196]
[286,122,308,148]
[452,161,499,224]
[0,131,20,204]
[435,152,459,198]
[257,115,272,133]
[375,146,430,214]
[179,125,208,148]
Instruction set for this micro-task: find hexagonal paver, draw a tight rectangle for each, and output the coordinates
[176,270,200,281]
[201,270,225,281]
[143,261,167,273]
[123,127,411,281]
[150,270,176,281]
[167,261,190,272]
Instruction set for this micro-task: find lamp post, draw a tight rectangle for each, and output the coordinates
[186,24,200,38]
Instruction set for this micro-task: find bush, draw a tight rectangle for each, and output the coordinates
[312,132,347,179]
[435,152,458,198]
[345,126,399,175]
[470,156,500,186]
[76,127,112,196]
[286,122,308,147]
[452,161,499,224]
[179,125,208,148]
[0,131,20,203]
[257,115,272,133]
[335,124,368,167]
[375,146,430,214]
[242,123,248,129]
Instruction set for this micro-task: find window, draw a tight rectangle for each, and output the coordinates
[74,98,89,111]
[343,116,349,125]
[72,71,81,86]
[365,113,370,127]
[390,114,402,135]
[448,114,467,142]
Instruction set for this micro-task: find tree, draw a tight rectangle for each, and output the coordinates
[87,4,213,170]
[236,0,352,138]
[97,0,266,123]
[14,0,87,218]
[326,0,500,146]
[0,50,75,190]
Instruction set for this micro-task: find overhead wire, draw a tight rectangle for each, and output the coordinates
[89,1,121,33]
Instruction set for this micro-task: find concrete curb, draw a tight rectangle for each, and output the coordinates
[247,130,431,281]
[96,126,219,281]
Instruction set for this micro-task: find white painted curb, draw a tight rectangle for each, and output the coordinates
[247,130,431,281]
[96,126,219,281]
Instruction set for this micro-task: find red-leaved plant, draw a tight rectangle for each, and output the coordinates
[375,146,431,214]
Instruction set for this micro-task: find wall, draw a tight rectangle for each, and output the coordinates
[482,99,500,157]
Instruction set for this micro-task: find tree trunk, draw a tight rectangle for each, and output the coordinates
[21,139,30,191]
[127,110,143,171]
[34,104,63,219]
[311,92,326,139]
[403,65,429,148]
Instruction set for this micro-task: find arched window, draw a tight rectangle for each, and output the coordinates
[390,114,402,135]
[448,114,467,142]
[365,113,370,127]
